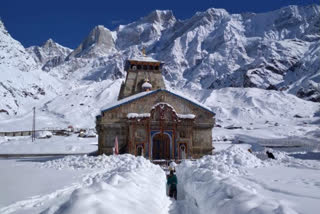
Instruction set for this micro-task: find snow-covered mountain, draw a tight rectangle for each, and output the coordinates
[27,38,72,71]
[0,20,64,118]
[0,4,319,129]
[67,25,115,59]
[44,4,319,101]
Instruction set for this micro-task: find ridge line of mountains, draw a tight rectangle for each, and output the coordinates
[0,4,319,128]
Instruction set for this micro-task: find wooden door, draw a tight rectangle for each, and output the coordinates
[152,133,170,160]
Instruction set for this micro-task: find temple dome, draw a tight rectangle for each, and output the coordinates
[142,82,152,89]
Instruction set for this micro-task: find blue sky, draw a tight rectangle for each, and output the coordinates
[1,0,318,48]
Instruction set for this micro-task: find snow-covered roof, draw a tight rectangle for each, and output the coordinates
[142,82,152,88]
[127,113,151,119]
[128,56,162,63]
[127,111,195,120]
[177,114,196,119]
[100,90,156,114]
[98,89,215,116]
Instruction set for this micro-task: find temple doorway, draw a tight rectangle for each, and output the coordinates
[152,133,171,160]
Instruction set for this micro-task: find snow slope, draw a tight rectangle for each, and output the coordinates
[0,20,65,119]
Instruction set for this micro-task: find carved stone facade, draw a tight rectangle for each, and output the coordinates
[96,57,215,160]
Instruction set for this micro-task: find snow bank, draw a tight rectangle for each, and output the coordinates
[43,154,170,214]
[177,146,298,214]
[203,145,266,175]
[41,154,148,170]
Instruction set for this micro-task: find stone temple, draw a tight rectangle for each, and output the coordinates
[96,55,215,160]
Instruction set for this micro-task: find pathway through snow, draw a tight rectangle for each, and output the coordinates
[167,175,200,214]
[1,149,320,214]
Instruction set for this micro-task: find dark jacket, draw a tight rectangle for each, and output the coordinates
[167,174,178,186]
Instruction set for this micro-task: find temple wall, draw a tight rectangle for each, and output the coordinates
[192,127,213,158]
[97,90,214,158]
[97,123,128,155]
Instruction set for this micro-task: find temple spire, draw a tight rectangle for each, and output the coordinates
[142,47,146,56]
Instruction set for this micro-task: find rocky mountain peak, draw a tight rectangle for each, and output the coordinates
[42,38,56,48]
[67,25,115,59]
[26,37,72,70]
[0,20,36,72]
[0,19,5,30]
[144,10,176,25]
[0,20,10,36]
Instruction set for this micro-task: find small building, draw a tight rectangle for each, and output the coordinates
[96,55,215,160]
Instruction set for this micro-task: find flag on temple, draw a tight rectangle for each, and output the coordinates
[114,136,119,155]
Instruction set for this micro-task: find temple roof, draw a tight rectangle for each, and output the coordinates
[98,89,215,117]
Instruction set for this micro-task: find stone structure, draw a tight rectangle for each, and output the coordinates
[118,56,165,99]
[96,56,215,160]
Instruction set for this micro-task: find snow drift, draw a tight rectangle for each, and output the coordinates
[176,146,298,214]
[42,154,170,214]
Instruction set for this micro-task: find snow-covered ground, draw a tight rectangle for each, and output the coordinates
[1,142,320,214]
[0,134,97,154]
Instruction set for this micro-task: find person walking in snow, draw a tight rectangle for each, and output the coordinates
[167,169,178,200]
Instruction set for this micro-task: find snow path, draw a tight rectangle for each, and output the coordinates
[167,182,200,214]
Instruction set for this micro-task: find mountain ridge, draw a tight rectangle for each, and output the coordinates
[0,4,319,127]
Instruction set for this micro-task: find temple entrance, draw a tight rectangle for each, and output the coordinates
[152,133,171,160]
